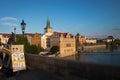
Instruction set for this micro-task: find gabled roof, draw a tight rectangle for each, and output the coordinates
[54,31,74,38]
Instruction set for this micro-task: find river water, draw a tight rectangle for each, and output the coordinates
[65,48,120,66]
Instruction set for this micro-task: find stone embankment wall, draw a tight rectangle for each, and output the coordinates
[25,54,120,80]
[83,44,106,52]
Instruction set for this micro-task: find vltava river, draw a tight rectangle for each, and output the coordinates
[65,48,120,66]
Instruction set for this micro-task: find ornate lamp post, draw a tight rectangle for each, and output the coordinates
[14,27,16,42]
[21,20,26,36]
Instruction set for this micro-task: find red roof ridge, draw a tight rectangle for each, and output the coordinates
[54,31,74,38]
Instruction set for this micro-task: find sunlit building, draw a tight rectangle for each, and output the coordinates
[41,19,53,50]
[31,33,41,46]
[86,38,97,44]
[50,32,76,57]
[75,33,86,46]
[0,33,10,44]
[105,36,114,43]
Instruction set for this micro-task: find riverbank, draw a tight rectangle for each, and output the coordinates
[80,44,106,53]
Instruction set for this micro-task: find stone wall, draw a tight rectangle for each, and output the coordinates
[25,54,120,80]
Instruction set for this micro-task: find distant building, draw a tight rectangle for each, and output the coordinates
[86,38,97,44]
[41,19,53,50]
[0,33,10,44]
[24,33,34,45]
[75,33,86,46]
[23,33,41,46]
[0,33,38,45]
[31,33,41,46]
[105,36,114,43]
[50,32,76,57]
[15,33,40,45]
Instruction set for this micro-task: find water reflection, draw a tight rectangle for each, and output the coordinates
[65,48,120,66]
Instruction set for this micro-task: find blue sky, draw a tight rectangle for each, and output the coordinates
[0,0,120,38]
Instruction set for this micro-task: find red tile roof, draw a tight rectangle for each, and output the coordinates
[54,31,74,38]
[0,33,11,38]
[81,36,86,38]
[0,33,35,38]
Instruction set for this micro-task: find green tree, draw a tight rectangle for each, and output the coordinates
[37,44,44,53]
[28,45,38,54]
[108,39,120,52]
[15,35,30,53]
[50,46,59,53]
[29,44,44,54]
[15,35,44,54]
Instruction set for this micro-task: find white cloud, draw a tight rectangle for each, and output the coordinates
[0,17,17,21]
[2,22,18,27]
[0,17,18,27]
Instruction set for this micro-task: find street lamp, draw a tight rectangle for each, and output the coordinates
[14,27,16,42]
[21,20,26,36]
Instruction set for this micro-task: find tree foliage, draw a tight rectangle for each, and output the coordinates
[15,35,44,54]
[15,35,30,53]
[108,39,120,52]
[50,46,59,53]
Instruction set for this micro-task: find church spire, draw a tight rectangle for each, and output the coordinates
[44,19,53,34]
[46,19,51,28]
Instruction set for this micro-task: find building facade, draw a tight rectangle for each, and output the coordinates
[41,19,53,50]
[75,33,86,46]
[24,33,34,45]
[0,33,10,44]
[105,36,114,43]
[0,33,38,45]
[31,33,41,46]
[86,38,97,44]
[50,32,76,57]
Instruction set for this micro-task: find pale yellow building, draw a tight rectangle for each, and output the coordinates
[86,38,97,44]
[50,32,76,57]
[41,19,53,50]
[0,33,10,44]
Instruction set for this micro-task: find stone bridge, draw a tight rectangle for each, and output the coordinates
[25,54,120,80]
[0,53,120,80]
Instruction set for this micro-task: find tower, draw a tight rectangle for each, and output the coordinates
[44,19,53,34]
[41,19,53,50]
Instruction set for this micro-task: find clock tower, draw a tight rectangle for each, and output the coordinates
[44,19,53,34]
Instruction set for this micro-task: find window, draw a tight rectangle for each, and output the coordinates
[66,43,71,47]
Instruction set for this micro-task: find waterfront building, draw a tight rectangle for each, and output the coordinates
[86,38,97,44]
[75,33,86,46]
[50,32,76,57]
[41,19,53,50]
[106,36,114,43]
